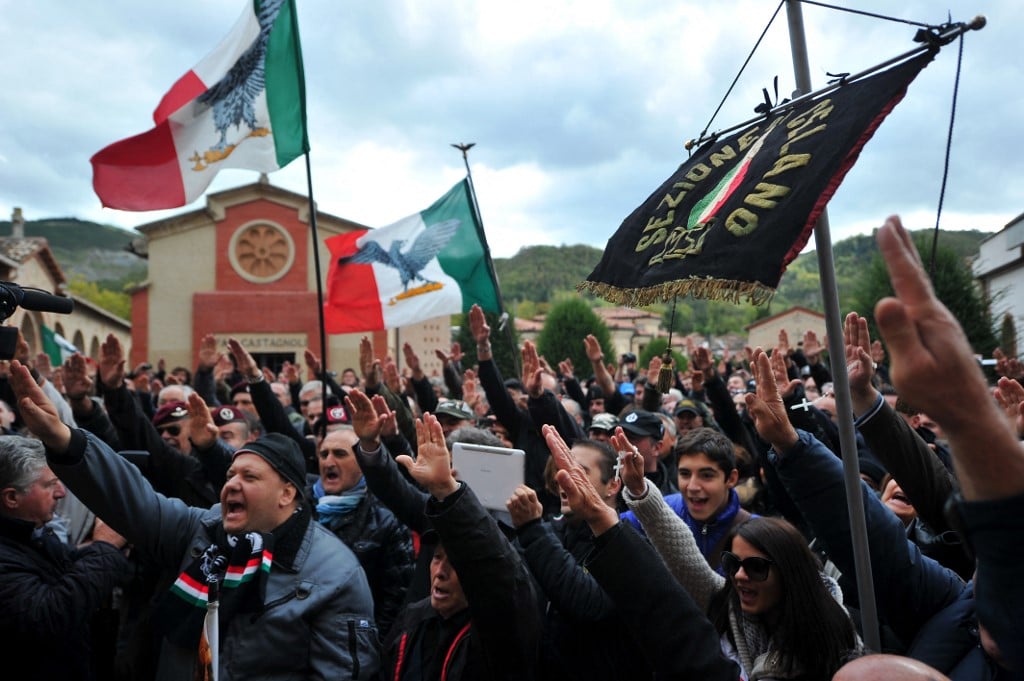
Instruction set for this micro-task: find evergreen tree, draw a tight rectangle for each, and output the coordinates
[455,310,520,380]
[850,235,997,357]
[535,298,615,380]
[999,312,1018,358]
[638,338,687,375]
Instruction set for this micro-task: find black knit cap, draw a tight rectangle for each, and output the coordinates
[233,433,306,493]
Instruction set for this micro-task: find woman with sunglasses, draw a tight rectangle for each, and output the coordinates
[615,375,860,678]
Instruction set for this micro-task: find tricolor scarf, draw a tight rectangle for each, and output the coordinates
[158,529,274,651]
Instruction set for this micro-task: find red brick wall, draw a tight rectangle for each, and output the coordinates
[130,287,149,366]
[215,199,309,292]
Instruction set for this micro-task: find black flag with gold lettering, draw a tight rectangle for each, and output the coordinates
[579,50,934,307]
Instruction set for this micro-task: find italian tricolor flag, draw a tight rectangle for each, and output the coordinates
[41,324,79,367]
[91,0,307,211]
[323,180,503,333]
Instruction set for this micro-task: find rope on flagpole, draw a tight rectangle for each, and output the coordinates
[686,15,985,152]
[697,0,786,143]
[927,29,967,277]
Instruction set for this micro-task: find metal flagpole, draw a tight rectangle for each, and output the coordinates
[451,143,520,377]
[304,153,331,419]
[785,0,880,651]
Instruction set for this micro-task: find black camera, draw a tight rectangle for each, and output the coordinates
[621,352,637,363]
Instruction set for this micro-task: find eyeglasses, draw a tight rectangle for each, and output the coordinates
[721,551,775,582]
[158,424,182,437]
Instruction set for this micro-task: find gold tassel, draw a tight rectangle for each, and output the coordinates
[657,349,674,393]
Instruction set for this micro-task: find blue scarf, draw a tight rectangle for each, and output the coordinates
[314,476,367,525]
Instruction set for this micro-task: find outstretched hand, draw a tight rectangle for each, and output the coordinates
[521,340,543,398]
[344,388,393,450]
[993,376,1024,439]
[843,312,877,412]
[803,330,824,365]
[186,393,219,450]
[745,348,799,453]
[62,353,94,403]
[382,359,403,395]
[768,346,801,399]
[196,334,222,372]
[9,360,72,453]
[874,216,988,430]
[468,304,491,344]
[227,338,260,381]
[304,349,322,380]
[610,427,645,497]
[396,413,459,501]
[545,424,618,535]
[993,348,1024,381]
[98,334,126,389]
[403,342,423,379]
[875,215,1024,500]
[359,337,381,388]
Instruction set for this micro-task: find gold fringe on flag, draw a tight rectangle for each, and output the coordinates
[576,276,776,308]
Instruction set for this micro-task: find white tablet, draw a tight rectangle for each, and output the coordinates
[451,442,526,511]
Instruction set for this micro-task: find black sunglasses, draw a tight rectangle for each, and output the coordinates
[721,551,775,582]
[158,424,182,437]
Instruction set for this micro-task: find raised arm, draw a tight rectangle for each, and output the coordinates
[346,389,431,534]
[875,217,1024,500]
[401,413,541,680]
[62,353,121,450]
[547,423,740,680]
[507,484,618,621]
[874,215,1024,667]
[845,311,954,530]
[471,305,523,438]
[616,426,725,610]
[745,348,963,647]
[192,333,223,406]
[10,360,203,566]
[228,338,316,470]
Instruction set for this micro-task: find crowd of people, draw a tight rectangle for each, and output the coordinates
[0,214,1021,679]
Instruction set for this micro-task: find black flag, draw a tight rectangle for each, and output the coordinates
[579,50,934,307]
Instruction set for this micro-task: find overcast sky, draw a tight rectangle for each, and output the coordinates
[0,0,1018,259]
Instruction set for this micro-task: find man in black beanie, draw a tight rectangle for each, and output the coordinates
[8,363,379,680]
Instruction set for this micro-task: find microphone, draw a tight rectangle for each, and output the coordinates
[12,285,74,314]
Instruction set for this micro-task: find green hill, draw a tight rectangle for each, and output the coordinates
[0,216,988,332]
[772,229,988,312]
[0,217,146,291]
[493,244,604,304]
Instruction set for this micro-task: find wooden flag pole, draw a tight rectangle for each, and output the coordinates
[786,0,880,652]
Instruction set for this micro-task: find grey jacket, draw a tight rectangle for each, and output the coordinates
[49,429,380,680]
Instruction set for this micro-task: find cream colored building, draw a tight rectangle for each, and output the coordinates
[974,212,1024,354]
[1,211,130,362]
[745,306,826,351]
[515,306,666,361]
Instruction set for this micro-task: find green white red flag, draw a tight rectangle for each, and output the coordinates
[91,0,308,211]
[324,180,502,333]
